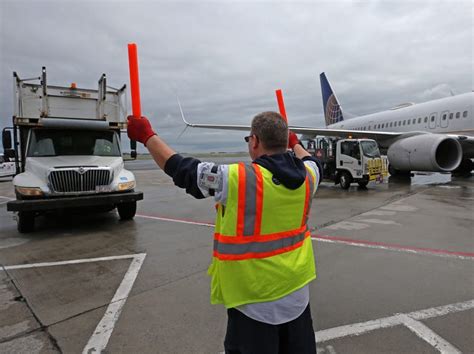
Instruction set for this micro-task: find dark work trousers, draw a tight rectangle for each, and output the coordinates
[224,303,316,354]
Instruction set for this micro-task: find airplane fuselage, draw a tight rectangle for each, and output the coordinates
[328,92,474,137]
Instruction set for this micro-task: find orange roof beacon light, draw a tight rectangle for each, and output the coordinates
[127,43,142,118]
[275,89,288,124]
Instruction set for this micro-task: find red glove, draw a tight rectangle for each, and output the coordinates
[127,115,156,146]
[288,131,300,149]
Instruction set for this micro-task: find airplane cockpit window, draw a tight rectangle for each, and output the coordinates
[463,111,468,118]
[456,112,460,118]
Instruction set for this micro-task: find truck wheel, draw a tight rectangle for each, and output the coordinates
[358,180,369,188]
[339,171,352,189]
[17,212,35,233]
[117,202,137,220]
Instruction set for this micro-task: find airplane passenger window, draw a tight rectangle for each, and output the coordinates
[407,120,410,125]
[449,113,454,119]
[368,125,371,130]
[456,112,460,118]
[403,120,406,125]
[390,122,393,127]
[431,116,435,122]
[463,111,468,118]
[382,123,384,128]
[442,114,447,120]
[412,118,416,124]
[418,118,422,124]
[424,117,428,123]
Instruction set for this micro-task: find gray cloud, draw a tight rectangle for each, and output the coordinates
[1,0,472,152]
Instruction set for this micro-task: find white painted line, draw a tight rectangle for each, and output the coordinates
[409,299,474,321]
[83,253,146,353]
[380,204,417,212]
[316,314,404,342]
[357,218,401,225]
[359,210,396,216]
[136,214,214,227]
[315,298,474,343]
[400,315,461,353]
[324,221,369,230]
[2,254,140,270]
[0,253,146,353]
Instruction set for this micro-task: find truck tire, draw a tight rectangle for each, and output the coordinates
[358,180,369,188]
[339,171,352,190]
[117,201,137,220]
[17,212,35,233]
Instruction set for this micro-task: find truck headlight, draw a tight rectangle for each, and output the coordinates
[118,181,136,191]
[16,186,44,196]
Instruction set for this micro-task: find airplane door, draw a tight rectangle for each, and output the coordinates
[440,110,449,128]
[428,112,438,129]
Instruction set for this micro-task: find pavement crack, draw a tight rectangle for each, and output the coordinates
[3,268,63,353]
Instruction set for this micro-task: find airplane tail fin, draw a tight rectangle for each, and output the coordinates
[320,72,344,126]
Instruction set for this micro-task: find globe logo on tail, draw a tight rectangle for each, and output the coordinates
[325,94,343,125]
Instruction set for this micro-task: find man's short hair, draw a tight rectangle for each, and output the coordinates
[251,111,288,151]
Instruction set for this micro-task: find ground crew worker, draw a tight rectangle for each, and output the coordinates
[127,111,322,354]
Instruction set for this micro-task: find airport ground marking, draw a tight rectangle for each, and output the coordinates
[1,253,146,354]
[314,235,474,261]
[136,213,215,227]
[315,298,473,353]
[135,214,474,261]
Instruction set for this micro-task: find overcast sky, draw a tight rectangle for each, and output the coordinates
[0,0,472,152]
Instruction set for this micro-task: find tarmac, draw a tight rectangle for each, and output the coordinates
[0,159,473,353]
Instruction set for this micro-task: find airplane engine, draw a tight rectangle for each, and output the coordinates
[387,134,462,172]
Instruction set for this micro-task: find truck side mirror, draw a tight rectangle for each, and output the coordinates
[2,129,12,150]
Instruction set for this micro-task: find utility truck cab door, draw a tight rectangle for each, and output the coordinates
[339,140,360,168]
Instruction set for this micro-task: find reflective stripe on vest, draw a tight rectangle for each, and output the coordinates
[213,162,314,261]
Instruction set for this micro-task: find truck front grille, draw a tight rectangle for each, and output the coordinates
[48,169,111,193]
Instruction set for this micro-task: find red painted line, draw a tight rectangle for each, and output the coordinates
[135,214,474,260]
[313,234,474,259]
[136,213,214,227]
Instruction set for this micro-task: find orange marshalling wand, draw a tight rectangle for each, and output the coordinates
[275,89,288,123]
[128,43,142,118]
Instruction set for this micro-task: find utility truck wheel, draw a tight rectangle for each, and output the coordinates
[339,171,352,190]
[117,201,137,220]
[358,180,369,188]
[17,212,35,233]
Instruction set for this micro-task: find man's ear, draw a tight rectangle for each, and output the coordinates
[252,136,260,150]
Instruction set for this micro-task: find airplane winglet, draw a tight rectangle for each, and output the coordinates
[176,94,193,127]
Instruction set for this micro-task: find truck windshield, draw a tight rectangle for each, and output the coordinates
[27,129,121,157]
[360,141,381,158]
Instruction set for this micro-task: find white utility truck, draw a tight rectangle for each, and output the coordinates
[306,137,387,189]
[3,67,142,232]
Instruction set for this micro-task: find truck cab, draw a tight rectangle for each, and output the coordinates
[309,137,386,189]
[4,67,142,232]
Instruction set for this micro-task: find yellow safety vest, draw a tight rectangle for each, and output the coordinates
[208,162,317,308]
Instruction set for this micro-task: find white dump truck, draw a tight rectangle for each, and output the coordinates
[3,67,142,232]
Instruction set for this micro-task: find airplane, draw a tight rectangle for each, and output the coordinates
[179,73,474,176]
